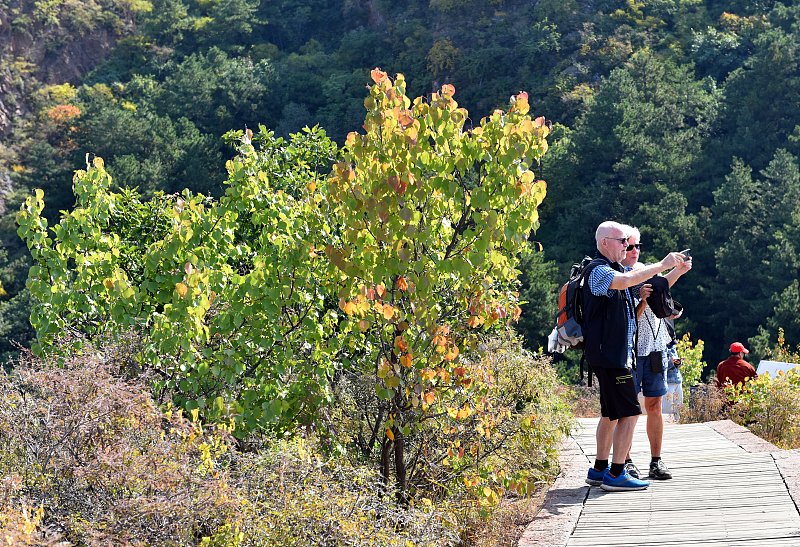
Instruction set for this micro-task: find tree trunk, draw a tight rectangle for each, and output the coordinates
[393,426,408,505]
[380,436,393,488]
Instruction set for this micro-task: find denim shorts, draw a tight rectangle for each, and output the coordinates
[633,353,668,398]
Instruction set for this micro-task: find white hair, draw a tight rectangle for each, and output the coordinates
[624,225,641,240]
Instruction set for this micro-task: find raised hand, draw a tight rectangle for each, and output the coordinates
[661,252,685,269]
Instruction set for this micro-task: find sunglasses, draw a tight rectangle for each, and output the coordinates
[606,237,629,244]
[626,244,642,251]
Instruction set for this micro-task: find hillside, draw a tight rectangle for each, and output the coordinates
[1,0,799,372]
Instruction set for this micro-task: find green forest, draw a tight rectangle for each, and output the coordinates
[2,0,800,374]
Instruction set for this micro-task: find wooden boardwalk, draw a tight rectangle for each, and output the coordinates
[520,418,800,547]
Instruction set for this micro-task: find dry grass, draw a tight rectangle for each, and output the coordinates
[678,379,731,424]
[559,382,601,418]
[459,486,549,547]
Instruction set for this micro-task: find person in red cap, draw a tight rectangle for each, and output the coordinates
[716,342,758,392]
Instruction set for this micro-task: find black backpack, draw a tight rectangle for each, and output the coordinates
[551,256,598,385]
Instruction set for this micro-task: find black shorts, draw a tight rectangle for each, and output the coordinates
[591,364,642,421]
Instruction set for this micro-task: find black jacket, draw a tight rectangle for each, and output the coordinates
[581,253,635,369]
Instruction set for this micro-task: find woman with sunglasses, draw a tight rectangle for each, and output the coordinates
[619,226,692,482]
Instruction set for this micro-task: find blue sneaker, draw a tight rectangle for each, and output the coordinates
[601,469,649,491]
[586,466,609,486]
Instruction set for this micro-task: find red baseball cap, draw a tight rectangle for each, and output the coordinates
[730,342,749,354]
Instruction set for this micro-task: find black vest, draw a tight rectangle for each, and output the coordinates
[582,253,635,369]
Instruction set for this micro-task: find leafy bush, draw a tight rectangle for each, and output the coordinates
[680,328,800,449]
[0,335,243,546]
[676,333,705,400]
[2,334,552,546]
[726,369,800,449]
[327,333,573,511]
[758,327,800,365]
[227,439,459,547]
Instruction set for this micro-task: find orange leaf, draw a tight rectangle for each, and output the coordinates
[442,84,455,97]
[421,369,436,381]
[534,116,545,128]
[385,428,394,440]
[423,392,435,404]
[377,284,386,298]
[371,67,388,83]
[383,305,395,321]
[387,175,408,195]
[396,277,409,291]
[399,110,414,127]
[444,346,460,362]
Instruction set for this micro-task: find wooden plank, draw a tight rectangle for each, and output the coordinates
[563,419,800,547]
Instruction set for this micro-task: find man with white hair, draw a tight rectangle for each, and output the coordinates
[583,221,686,491]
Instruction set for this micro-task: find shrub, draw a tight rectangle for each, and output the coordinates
[726,369,800,449]
[0,335,243,546]
[226,439,459,547]
[4,333,561,546]
[676,333,705,400]
[558,381,601,418]
[760,327,800,365]
[678,378,731,424]
[327,333,574,513]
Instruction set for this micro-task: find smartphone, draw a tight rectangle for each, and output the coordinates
[680,249,691,258]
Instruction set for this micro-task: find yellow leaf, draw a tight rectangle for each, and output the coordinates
[103,278,113,290]
[176,283,188,297]
[385,428,394,440]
